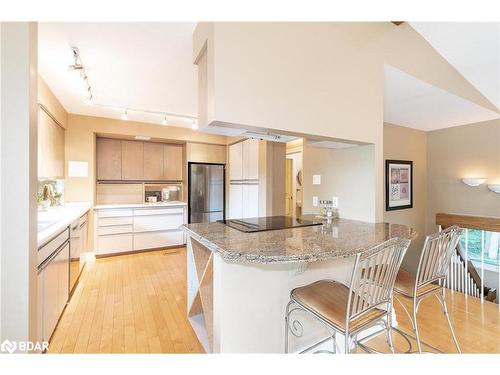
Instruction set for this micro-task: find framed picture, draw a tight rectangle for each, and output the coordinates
[385,160,413,211]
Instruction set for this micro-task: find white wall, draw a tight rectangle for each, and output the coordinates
[0,22,38,346]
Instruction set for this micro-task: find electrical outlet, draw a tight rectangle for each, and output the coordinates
[312,196,318,207]
[313,175,321,185]
[332,197,338,208]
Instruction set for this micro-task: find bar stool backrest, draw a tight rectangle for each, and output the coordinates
[415,225,462,290]
[346,238,410,323]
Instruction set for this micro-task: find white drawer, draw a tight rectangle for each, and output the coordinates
[98,224,133,235]
[133,214,184,233]
[97,209,133,218]
[98,216,133,227]
[97,233,133,255]
[133,230,184,250]
[38,228,69,266]
[134,207,185,216]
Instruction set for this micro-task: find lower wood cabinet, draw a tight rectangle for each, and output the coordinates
[95,205,186,256]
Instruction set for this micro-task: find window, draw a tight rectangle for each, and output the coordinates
[460,229,500,267]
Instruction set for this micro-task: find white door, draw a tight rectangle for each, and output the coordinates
[242,184,259,218]
[229,142,243,181]
[242,139,259,180]
[229,184,243,219]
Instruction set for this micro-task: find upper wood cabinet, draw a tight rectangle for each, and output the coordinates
[163,144,183,181]
[97,138,122,180]
[97,138,184,182]
[38,108,65,179]
[121,140,144,181]
[143,142,164,180]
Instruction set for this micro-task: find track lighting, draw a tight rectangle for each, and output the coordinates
[69,47,95,104]
[121,109,128,121]
[162,115,167,125]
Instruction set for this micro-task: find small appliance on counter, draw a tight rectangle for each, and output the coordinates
[144,183,182,203]
[317,199,339,219]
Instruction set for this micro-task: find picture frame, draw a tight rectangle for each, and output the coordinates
[385,159,413,211]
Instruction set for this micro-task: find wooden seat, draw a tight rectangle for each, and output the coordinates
[394,269,441,298]
[292,280,387,333]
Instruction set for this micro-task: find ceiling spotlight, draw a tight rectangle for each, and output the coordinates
[121,109,128,121]
[192,119,198,130]
[162,115,167,126]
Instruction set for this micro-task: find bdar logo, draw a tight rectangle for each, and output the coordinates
[0,339,17,353]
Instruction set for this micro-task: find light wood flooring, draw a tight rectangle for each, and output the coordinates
[49,248,500,354]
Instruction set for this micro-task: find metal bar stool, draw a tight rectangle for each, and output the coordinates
[393,225,462,353]
[284,237,410,354]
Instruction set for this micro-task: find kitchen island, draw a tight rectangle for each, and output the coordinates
[181,216,416,353]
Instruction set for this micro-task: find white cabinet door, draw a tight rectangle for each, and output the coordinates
[229,184,243,219]
[42,252,59,341]
[133,214,184,232]
[243,139,259,180]
[229,142,243,181]
[133,231,184,250]
[57,243,69,313]
[97,233,133,255]
[242,184,259,218]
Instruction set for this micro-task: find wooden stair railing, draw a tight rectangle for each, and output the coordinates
[436,213,499,303]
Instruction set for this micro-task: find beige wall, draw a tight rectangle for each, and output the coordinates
[37,76,67,128]
[426,119,500,234]
[302,144,375,222]
[65,114,232,249]
[383,123,427,272]
[193,22,494,222]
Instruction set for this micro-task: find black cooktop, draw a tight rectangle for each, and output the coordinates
[218,216,323,233]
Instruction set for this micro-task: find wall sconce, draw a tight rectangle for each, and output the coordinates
[461,178,487,187]
[488,184,500,193]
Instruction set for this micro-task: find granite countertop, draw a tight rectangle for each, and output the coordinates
[38,202,91,248]
[181,215,417,264]
[94,201,187,209]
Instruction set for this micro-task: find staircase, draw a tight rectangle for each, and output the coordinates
[437,213,499,304]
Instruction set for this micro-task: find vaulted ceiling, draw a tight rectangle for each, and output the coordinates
[38,22,500,133]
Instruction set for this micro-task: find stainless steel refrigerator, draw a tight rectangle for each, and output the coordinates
[188,163,225,223]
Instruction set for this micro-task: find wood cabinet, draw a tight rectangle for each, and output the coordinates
[121,140,144,180]
[97,138,184,182]
[163,144,183,181]
[97,138,122,180]
[143,142,164,180]
[38,108,65,179]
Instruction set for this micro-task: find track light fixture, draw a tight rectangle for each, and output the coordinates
[121,109,128,121]
[69,46,94,104]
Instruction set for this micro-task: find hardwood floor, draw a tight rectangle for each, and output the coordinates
[48,247,204,353]
[49,247,500,353]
